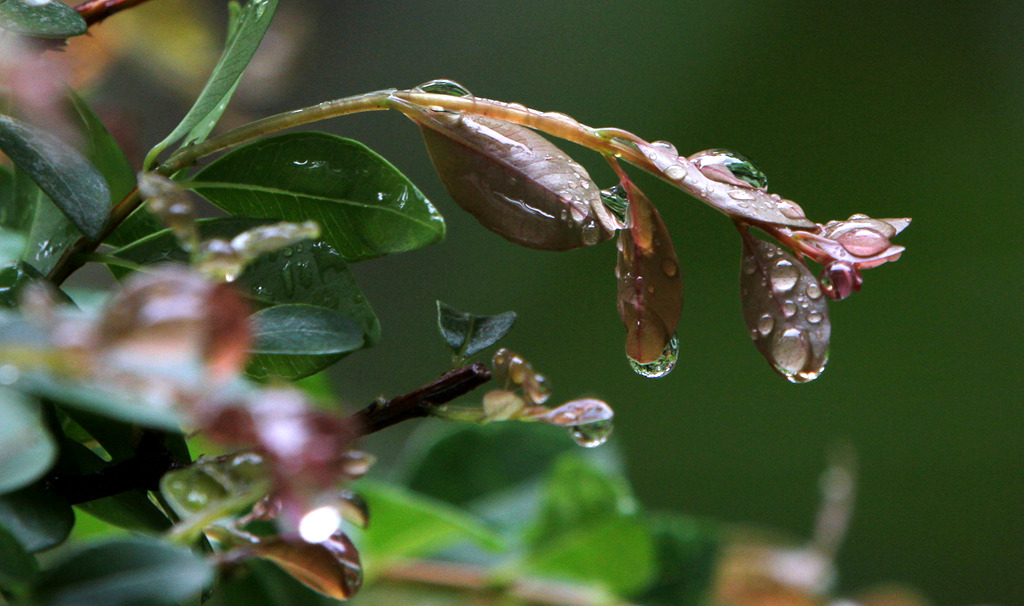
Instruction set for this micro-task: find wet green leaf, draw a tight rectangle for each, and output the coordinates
[615,178,683,368]
[0,114,110,241]
[356,480,503,567]
[66,92,160,248]
[0,0,86,38]
[0,485,74,552]
[739,229,830,383]
[436,300,516,361]
[247,304,365,380]
[145,0,278,167]
[188,133,444,261]
[0,387,57,494]
[34,537,214,606]
[0,522,36,590]
[416,110,616,250]
[14,167,81,276]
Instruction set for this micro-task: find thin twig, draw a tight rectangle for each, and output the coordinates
[75,0,156,27]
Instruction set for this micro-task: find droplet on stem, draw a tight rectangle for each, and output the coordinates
[413,79,473,97]
[628,334,679,378]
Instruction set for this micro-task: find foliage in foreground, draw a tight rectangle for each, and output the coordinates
[0,2,921,605]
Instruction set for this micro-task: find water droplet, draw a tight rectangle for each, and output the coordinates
[651,140,679,155]
[414,79,473,97]
[628,334,679,378]
[757,313,775,336]
[299,506,342,543]
[569,419,613,448]
[806,283,822,300]
[770,260,800,292]
[728,188,757,201]
[835,227,890,257]
[664,164,687,180]
[781,301,798,317]
[807,311,823,324]
[688,149,769,189]
[777,198,806,219]
[662,258,678,277]
[772,328,810,378]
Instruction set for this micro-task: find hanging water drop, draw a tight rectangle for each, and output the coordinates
[413,79,473,97]
[298,506,342,544]
[628,334,679,378]
[569,419,614,448]
[688,149,769,189]
[770,260,800,292]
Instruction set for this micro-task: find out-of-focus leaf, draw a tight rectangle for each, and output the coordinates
[0,522,36,590]
[436,300,516,361]
[112,219,381,346]
[188,133,444,261]
[66,92,160,247]
[0,0,86,38]
[356,480,503,567]
[615,178,682,373]
[145,0,278,167]
[524,517,656,596]
[739,229,830,383]
[0,261,44,308]
[0,227,25,266]
[160,452,270,543]
[416,110,616,250]
[521,454,655,595]
[249,532,362,600]
[0,114,109,241]
[0,485,74,552]
[636,514,721,606]
[0,387,57,494]
[629,139,815,229]
[205,559,337,606]
[0,165,13,222]
[34,537,214,606]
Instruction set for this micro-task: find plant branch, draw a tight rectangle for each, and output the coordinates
[75,0,156,27]
[382,559,634,606]
[349,363,491,436]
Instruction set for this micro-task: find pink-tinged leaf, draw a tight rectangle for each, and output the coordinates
[251,532,362,600]
[414,109,618,250]
[614,179,683,376]
[739,228,830,383]
[626,140,816,229]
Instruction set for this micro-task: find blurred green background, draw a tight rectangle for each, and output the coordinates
[91,1,1022,604]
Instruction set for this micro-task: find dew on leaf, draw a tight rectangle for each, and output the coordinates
[413,79,473,97]
[688,149,769,189]
[569,419,613,448]
[770,260,800,293]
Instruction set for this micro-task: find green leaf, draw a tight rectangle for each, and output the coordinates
[247,304,365,380]
[355,480,503,568]
[66,92,161,248]
[436,300,516,361]
[0,114,110,241]
[0,164,14,223]
[112,219,380,345]
[0,522,36,590]
[0,261,45,308]
[144,0,278,167]
[0,227,25,266]
[0,387,57,494]
[205,559,335,606]
[0,0,87,38]
[635,514,721,606]
[523,517,656,596]
[34,537,214,606]
[18,175,81,275]
[0,485,74,552]
[188,132,445,262]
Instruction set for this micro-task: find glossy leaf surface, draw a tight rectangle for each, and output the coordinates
[17,174,81,275]
[248,303,365,380]
[0,387,56,494]
[615,179,683,368]
[250,533,362,600]
[630,140,815,229]
[0,114,109,241]
[112,218,380,345]
[0,0,86,38]
[145,0,278,166]
[189,132,444,261]
[0,485,73,552]
[417,111,615,250]
[436,300,516,361]
[739,230,830,382]
[34,537,213,606]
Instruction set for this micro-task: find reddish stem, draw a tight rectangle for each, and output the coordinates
[75,0,156,27]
